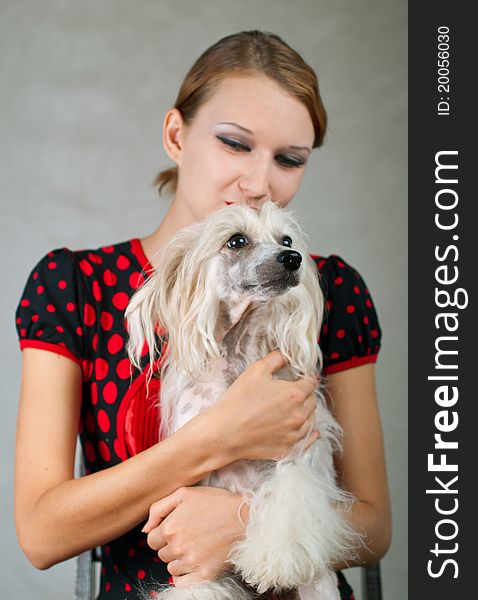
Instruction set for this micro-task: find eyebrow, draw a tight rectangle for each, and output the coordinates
[216,121,312,154]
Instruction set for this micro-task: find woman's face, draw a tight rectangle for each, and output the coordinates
[164,75,315,223]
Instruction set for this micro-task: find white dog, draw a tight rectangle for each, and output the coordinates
[125,201,362,600]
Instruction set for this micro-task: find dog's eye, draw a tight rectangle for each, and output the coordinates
[226,234,248,249]
[282,236,293,247]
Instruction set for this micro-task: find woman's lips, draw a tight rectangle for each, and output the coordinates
[225,201,260,212]
[224,201,259,212]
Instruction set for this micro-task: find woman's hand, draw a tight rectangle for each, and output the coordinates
[142,486,247,587]
[192,350,320,463]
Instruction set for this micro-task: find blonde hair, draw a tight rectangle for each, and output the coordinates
[155,30,327,196]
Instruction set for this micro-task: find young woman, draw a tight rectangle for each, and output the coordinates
[14,30,391,599]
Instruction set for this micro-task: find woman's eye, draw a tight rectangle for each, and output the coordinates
[227,234,248,249]
[282,235,293,247]
[217,136,250,152]
[275,155,305,169]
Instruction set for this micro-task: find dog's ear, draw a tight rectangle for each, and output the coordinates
[267,254,324,378]
[124,265,165,375]
[166,230,222,378]
[125,222,221,380]
[124,229,195,374]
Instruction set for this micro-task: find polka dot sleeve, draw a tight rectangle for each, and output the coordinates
[315,254,382,375]
[15,248,86,365]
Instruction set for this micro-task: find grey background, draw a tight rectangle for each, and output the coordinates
[0,1,407,598]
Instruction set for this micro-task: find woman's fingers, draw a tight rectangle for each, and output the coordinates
[294,394,319,450]
[142,488,185,533]
[146,524,166,552]
[157,544,176,563]
[292,374,317,397]
[172,572,203,588]
[165,559,186,577]
[303,392,317,416]
[297,409,317,434]
[305,430,320,450]
[261,349,289,375]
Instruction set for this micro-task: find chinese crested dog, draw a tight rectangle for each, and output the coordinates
[125,201,362,600]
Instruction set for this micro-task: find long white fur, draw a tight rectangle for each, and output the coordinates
[125,202,365,600]
[135,575,255,600]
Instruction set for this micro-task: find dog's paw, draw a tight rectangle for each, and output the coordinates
[229,535,321,594]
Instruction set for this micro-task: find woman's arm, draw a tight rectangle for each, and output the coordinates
[14,348,317,570]
[14,349,227,570]
[325,363,392,568]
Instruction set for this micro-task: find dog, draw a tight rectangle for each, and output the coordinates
[125,201,362,600]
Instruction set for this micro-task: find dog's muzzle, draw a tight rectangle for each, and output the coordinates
[276,250,302,271]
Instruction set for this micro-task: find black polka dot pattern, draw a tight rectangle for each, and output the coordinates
[311,254,382,376]
[15,240,380,599]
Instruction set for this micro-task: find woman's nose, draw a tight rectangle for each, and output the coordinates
[238,158,272,202]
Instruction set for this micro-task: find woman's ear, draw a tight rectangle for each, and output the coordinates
[162,108,185,164]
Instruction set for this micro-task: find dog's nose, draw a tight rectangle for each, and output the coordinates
[276,250,302,271]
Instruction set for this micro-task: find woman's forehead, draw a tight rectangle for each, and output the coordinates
[194,75,315,145]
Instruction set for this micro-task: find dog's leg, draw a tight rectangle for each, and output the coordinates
[140,575,257,600]
[227,457,357,594]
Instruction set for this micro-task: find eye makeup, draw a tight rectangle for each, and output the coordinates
[215,133,308,169]
[216,135,251,152]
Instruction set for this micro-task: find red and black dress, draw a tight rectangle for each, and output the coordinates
[15,238,382,600]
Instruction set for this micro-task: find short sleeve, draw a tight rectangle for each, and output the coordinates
[315,254,382,375]
[15,248,86,365]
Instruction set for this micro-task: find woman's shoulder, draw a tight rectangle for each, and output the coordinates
[21,238,152,291]
[53,238,151,274]
[310,253,367,292]
[15,238,152,364]
[309,253,383,375]
[310,252,378,303]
